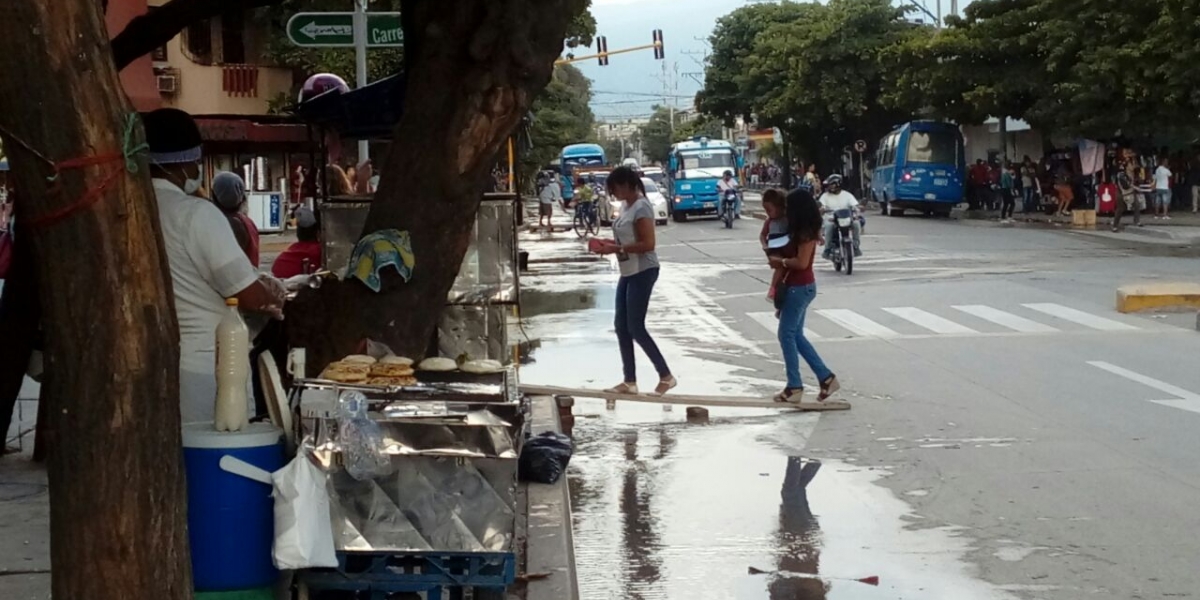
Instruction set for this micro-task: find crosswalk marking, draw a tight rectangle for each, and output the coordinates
[882,307,978,334]
[1023,303,1139,331]
[952,305,1059,333]
[815,309,899,338]
[747,311,821,339]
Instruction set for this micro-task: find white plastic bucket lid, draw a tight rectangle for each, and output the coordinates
[182,422,284,450]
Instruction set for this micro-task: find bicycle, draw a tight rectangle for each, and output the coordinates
[573,200,599,238]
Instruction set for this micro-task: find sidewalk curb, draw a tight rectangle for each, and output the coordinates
[1117,283,1200,313]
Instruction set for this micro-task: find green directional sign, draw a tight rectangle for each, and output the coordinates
[286,12,403,48]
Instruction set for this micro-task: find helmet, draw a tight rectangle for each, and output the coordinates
[823,174,843,187]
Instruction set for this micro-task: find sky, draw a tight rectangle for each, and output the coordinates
[578,0,974,122]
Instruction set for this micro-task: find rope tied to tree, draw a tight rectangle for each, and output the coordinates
[0,113,149,229]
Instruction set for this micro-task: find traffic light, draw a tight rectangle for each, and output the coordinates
[653,29,664,60]
[597,36,609,66]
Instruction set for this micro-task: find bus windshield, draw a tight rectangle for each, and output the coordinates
[562,155,605,176]
[679,151,736,171]
[905,130,959,165]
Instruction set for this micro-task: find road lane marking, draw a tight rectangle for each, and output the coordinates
[815,309,899,338]
[747,311,821,339]
[952,305,1059,333]
[1023,303,1138,331]
[1086,361,1200,400]
[883,307,978,334]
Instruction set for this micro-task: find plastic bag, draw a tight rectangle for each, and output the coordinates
[518,432,573,484]
[337,391,393,481]
[272,451,338,569]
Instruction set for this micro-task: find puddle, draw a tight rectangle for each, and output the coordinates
[567,415,1017,600]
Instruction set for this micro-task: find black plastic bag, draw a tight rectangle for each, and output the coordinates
[519,432,574,484]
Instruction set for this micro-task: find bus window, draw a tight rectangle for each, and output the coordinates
[883,133,896,165]
[680,152,735,170]
[906,130,959,164]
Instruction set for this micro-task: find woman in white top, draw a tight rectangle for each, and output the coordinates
[590,167,676,396]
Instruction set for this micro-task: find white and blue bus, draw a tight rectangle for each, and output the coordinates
[666,137,742,222]
[559,143,607,202]
[869,121,966,217]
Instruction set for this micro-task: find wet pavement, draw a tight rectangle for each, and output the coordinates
[517,208,1200,599]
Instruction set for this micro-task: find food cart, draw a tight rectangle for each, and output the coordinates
[281,73,525,600]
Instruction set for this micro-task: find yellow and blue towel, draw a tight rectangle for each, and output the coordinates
[347,229,415,292]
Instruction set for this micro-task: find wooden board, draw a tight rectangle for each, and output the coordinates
[520,384,851,412]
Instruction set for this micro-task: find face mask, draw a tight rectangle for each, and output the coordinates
[182,164,204,195]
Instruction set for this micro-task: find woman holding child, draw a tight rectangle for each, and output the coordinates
[766,188,840,403]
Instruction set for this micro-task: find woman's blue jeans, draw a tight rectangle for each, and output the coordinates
[777,283,832,389]
[615,267,670,382]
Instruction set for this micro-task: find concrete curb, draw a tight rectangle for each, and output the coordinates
[1120,226,1200,242]
[1117,282,1200,313]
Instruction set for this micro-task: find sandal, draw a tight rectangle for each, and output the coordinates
[774,387,803,403]
[818,375,840,401]
[605,382,638,395]
[650,375,677,397]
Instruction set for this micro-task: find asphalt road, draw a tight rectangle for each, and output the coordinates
[517,199,1200,599]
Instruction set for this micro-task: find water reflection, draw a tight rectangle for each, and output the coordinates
[520,288,598,319]
[620,428,667,598]
[769,458,829,599]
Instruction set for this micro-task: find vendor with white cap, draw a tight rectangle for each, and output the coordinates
[143,108,284,423]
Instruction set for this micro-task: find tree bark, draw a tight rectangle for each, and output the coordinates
[110,0,284,70]
[287,0,585,372]
[0,1,190,599]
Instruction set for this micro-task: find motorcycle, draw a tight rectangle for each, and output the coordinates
[827,208,857,275]
[720,189,739,229]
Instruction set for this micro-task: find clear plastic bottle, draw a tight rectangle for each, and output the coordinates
[214,298,250,432]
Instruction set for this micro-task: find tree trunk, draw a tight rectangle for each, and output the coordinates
[287,0,585,371]
[0,2,190,599]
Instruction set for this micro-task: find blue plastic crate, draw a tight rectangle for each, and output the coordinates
[297,551,516,600]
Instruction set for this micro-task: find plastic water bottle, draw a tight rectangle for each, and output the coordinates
[214,298,250,432]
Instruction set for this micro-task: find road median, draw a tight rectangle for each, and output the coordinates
[1116,282,1200,313]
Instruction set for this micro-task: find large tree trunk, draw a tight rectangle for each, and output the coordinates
[288,0,585,371]
[0,1,190,599]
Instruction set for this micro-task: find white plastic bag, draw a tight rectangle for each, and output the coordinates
[272,451,338,569]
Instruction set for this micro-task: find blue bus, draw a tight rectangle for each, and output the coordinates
[869,121,965,217]
[559,143,606,201]
[666,137,742,221]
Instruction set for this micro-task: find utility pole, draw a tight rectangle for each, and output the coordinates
[654,60,679,138]
[354,0,369,162]
[950,0,958,18]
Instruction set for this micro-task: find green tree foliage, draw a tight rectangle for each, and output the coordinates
[891,0,1200,142]
[698,0,922,168]
[635,107,725,164]
[520,64,597,182]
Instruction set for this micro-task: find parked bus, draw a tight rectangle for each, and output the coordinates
[666,137,742,222]
[869,121,965,217]
[559,143,606,202]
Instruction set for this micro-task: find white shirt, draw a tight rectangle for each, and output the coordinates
[153,178,258,423]
[819,190,859,213]
[717,178,738,192]
[539,181,562,204]
[1155,165,1173,190]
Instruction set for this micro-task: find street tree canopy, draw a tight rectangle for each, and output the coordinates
[522,64,598,182]
[890,0,1200,143]
[635,107,724,165]
[698,0,922,168]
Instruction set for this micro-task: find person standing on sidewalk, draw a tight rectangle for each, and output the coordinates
[1112,164,1144,231]
[211,172,260,268]
[1154,157,1173,220]
[770,187,839,403]
[1020,156,1039,213]
[592,166,676,397]
[1187,155,1200,214]
[537,175,561,230]
[999,163,1017,222]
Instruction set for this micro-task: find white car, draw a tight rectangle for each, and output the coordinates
[598,177,669,226]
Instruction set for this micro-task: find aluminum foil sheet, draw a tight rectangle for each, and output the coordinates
[447,199,517,305]
[438,305,509,365]
[324,456,517,552]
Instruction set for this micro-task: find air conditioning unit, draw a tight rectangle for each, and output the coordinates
[156,74,178,95]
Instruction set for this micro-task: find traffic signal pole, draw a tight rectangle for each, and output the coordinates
[554,41,663,65]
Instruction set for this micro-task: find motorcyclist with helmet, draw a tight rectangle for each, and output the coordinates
[817,174,863,259]
[717,170,742,219]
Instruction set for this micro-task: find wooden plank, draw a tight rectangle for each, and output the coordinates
[520,385,851,412]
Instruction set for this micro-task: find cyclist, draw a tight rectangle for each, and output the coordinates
[574,176,598,230]
[717,170,742,219]
[817,174,862,258]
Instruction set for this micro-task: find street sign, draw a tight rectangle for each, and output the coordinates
[854,139,868,152]
[287,12,403,48]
